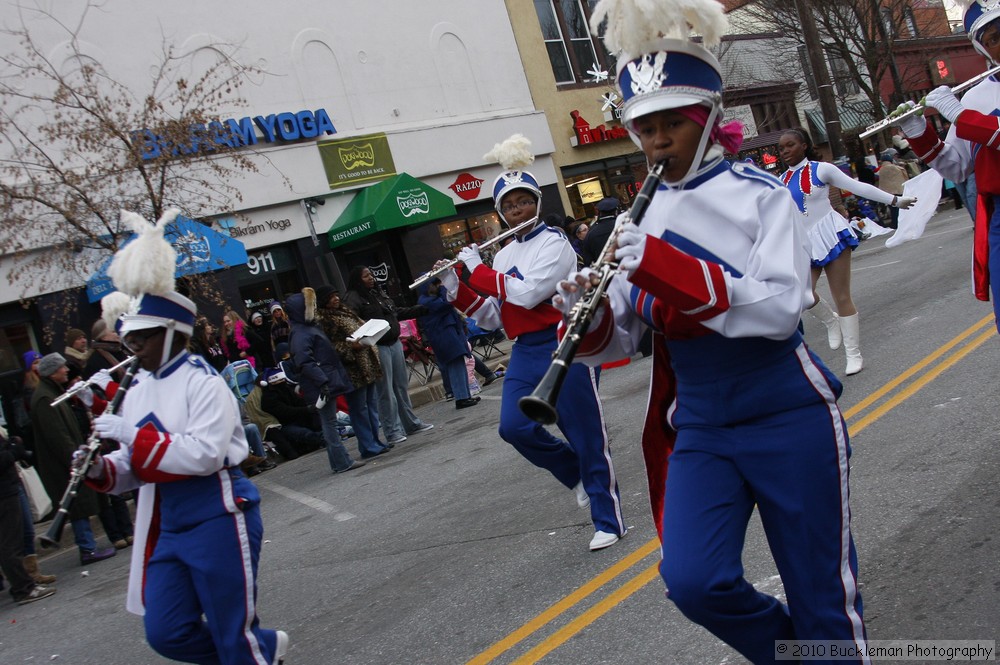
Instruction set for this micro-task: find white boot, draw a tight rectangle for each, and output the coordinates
[840,313,863,375]
[811,297,842,350]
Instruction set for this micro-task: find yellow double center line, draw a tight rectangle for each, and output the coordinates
[467,314,997,665]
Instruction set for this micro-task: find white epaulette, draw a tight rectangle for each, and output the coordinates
[731,162,784,189]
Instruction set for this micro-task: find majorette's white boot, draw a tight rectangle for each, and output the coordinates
[840,313,863,376]
[811,297,842,350]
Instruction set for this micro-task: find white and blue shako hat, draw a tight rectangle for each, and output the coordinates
[483,134,542,222]
[962,1,1000,61]
[589,0,728,184]
[103,208,197,365]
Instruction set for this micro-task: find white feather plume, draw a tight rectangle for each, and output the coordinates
[590,0,728,55]
[100,291,133,331]
[483,134,535,171]
[107,208,180,297]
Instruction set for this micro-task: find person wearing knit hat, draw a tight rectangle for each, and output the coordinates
[63,328,90,372]
[80,208,288,663]
[22,350,41,371]
[268,300,291,361]
[84,318,128,382]
[552,0,869,659]
[29,351,117,567]
[436,132,626,552]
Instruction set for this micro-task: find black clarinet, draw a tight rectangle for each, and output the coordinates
[518,161,665,425]
[39,357,141,549]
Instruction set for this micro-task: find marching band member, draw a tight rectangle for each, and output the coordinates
[778,127,915,375]
[895,0,1000,330]
[556,0,869,661]
[433,135,626,552]
[79,210,287,665]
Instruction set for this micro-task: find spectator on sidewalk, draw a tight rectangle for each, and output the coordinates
[63,328,90,373]
[316,285,390,459]
[84,319,128,382]
[269,301,291,359]
[29,353,116,565]
[285,287,365,474]
[189,317,228,373]
[0,426,56,604]
[418,279,480,410]
[344,266,433,445]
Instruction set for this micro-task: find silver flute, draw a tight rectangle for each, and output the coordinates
[50,355,134,405]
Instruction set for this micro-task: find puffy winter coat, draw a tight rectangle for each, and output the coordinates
[285,288,354,404]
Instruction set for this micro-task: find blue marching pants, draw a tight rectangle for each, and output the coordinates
[988,199,1000,331]
[143,494,279,664]
[498,329,625,537]
[661,398,866,664]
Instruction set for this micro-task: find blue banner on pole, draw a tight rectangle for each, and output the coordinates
[85,215,248,303]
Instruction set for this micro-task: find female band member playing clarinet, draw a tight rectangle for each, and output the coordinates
[557,0,870,662]
[778,128,915,375]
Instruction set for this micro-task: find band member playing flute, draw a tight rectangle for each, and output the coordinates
[432,134,626,552]
[895,0,1000,331]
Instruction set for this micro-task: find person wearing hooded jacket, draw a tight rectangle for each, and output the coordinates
[284,287,364,474]
[417,279,479,409]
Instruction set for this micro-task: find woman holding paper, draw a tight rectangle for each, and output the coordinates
[315,285,392,459]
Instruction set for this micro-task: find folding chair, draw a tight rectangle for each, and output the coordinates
[467,318,506,361]
[400,319,436,385]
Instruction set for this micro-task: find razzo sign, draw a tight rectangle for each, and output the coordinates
[132,108,337,161]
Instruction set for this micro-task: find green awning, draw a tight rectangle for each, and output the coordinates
[327,173,457,248]
[806,106,876,143]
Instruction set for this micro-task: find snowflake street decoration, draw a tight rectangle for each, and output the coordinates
[601,92,621,111]
[587,63,609,83]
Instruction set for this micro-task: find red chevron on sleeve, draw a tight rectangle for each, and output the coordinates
[468,264,507,300]
[906,120,945,162]
[84,457,117,493]
[131,423,189,483]
[559,301,616,358]
[628,236,729,320]
[956,108,1000,151]
[452,281,488,316]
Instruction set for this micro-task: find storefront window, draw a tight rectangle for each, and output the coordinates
[0,322,36,375]
[232,246,303,319]
[437,212,503,265]
[564,159,648,221]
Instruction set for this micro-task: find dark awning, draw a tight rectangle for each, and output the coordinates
[327,173,457,249]
[806,106,876,143]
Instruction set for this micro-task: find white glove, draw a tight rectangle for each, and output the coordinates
[76,385,94,409]
[926,86,964,124]
[894,196,917,209]
[89,369,113,391]
[613,223,647,274]
[554,268,599,317]
[432,260,459,300]
[93,413,138,445]
[456,244,483,272]
[891,101,928,137]
[315,392,328,410]
[72,446,106,479]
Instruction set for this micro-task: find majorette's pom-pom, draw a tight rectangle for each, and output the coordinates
[100,292,133,331]
[589,0,728,55]
[107,208,180,297]
[483,134,535,171]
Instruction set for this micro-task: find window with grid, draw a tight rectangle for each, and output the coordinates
[534,0,614,86]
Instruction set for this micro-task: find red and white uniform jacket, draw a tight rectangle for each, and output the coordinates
[451,222,575,339]
[905,76,1000,301]
[569,160,812,534]
[85,352,249,614]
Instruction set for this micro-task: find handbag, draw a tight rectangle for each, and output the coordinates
[16,462,53,523]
